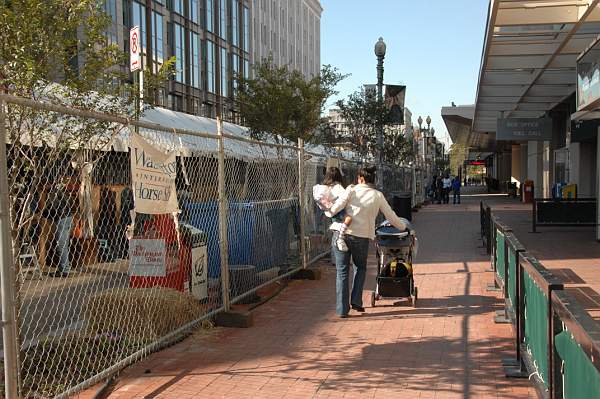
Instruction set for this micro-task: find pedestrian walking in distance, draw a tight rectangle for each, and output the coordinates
[442,174,452,204]
[452,176,461,204]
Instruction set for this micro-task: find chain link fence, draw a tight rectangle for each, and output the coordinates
[0,94,413,399]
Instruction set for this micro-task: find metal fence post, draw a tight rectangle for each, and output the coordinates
[0,99,20,399]
[297,138,307,269]
[217,118,230,311]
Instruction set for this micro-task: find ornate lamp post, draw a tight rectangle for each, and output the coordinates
[374,37,386,189]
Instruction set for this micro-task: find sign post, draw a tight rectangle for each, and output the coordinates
[130,26,142,132]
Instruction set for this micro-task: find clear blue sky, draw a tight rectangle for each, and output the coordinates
[321,0,489,147]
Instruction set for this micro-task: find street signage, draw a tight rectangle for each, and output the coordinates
[130,26,141,72]
[191,244,208,300]
[496,118,552,141]
[129,239,166,277]
[465,160,486,166]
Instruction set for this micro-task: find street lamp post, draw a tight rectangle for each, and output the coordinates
[374,37,386,189]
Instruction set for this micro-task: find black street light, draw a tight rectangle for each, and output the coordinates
[374,37,386,189]
[418,115,437,178]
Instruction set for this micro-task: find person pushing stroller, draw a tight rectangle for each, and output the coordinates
[313,167,352,252]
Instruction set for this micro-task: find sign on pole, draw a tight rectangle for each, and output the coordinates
[384,85,406,125]
[130,26,141,72]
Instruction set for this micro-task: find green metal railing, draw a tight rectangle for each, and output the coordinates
[479,204,600,398]
[506,234,523,320]
[551,291,600,399]
[519,254,564,396]
[490,215,512,294]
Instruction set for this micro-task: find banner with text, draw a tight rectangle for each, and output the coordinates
[130,133,179,214]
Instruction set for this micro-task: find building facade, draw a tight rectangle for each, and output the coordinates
[104,0,321,122]
[251,0,322,78]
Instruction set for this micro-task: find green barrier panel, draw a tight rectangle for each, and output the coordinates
[508,245,517,312]
[555,330,600,398]
[524,271,549,388]
[496,230,505,282]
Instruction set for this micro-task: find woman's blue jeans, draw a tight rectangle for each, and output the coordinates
[55,216,73,273]
[331,232,370,316]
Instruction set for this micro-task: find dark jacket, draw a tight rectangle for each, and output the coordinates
[42,190,75,221]
[452,179,461,191]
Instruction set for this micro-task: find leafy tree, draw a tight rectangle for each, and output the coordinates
[235,58,346,144]
[0,1,175,246]
[334,88,412,164]
[448,143,470,175]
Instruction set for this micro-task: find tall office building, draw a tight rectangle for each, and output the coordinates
[103,0,321,122]
[251,0,322,78]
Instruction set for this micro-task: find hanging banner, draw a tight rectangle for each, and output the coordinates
[130,133,179,214]
[384,85,406,125]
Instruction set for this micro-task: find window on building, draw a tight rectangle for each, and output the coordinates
[192,98,200,115]
[157,88,166,106]
[152,12,164,72]
[220,46,228,97]
[190,0,199,24]
[173,0,184,15]
[232,53,239,93]
[242,7,250,52]
[206,0,214,32]
[219,0,227,39]
[206,41,215,93]
[173,94,183,111]
[132,1,147,52]
[191,32,201,88]
[174,23,185,83]
[206,102,216,118]
[104,0,118,45]
[243,58,249,79]
[232,0,239,47]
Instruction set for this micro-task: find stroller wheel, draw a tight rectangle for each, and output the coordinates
[370,291,376,308]
[371,291,375,308]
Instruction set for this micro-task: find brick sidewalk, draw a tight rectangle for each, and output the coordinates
[85,191,535,399]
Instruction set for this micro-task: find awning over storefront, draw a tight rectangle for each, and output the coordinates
[473,0,600,134]
[441,104,497,152]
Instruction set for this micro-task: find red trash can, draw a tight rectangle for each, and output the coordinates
[523,180,534,204]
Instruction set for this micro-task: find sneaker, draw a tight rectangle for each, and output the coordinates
[336,238,348,252]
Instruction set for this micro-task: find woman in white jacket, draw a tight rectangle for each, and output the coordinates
[328,166,409,318]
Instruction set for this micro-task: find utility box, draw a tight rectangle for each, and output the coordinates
[181,223,208,301]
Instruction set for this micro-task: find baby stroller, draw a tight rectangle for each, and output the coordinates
[371,220,417,307]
